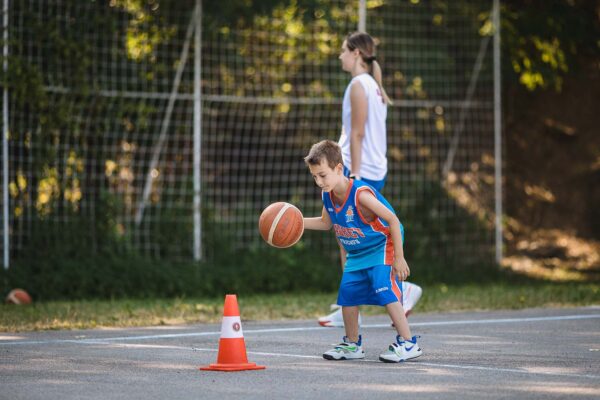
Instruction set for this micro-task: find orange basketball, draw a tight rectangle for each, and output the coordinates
[5,288,32,305]
[259,202,304,248]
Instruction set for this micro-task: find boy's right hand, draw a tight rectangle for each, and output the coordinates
[393,257,410,281]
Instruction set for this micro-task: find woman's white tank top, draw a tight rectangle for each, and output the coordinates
[338,73,388,180]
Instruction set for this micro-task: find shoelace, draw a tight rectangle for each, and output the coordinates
[396,334,421,346]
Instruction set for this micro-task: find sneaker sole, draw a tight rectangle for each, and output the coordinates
[323,354,345,360]
[378,352,422,363]
[379,356,402,363]
[323,354,365,361]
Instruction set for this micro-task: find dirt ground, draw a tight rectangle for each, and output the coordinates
[503,64,600,280]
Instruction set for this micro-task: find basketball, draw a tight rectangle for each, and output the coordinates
[259,202,304,248]
[5,288,32,305]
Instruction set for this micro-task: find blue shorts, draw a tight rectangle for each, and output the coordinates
[337,264,404,307]
[343,165,386,192]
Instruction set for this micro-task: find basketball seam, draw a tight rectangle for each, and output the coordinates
[268,203,292,246]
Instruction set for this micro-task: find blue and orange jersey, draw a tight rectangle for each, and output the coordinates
[322,180,404,272]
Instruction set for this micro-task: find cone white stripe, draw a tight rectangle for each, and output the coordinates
[220,316,244,338]
[267,203,292,245]
[7,292,20,304]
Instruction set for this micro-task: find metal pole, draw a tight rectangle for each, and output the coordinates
[493,0,503,264]
[442,35,490,177]
[193,0,202,261]
[135,4,198,225]
[2,0,9,270]
[358,0,366,32]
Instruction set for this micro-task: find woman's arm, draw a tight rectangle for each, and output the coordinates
[350,82,368,178]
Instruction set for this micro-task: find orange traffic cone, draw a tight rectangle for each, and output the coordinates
[200,294,266,372]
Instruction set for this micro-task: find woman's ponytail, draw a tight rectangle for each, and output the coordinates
[371,60,392,105]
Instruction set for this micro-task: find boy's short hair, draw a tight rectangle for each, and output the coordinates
[304,140,343,169]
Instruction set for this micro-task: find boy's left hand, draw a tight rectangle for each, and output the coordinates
[393,258,410,281]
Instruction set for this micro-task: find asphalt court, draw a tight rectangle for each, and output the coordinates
[1,307,599,399]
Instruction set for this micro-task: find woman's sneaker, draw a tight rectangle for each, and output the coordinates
[317,305,362,327]
[402,282,423,317]
[379,335,422,363]
[323,335,365,360]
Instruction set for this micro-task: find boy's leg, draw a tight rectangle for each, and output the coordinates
[322,269,366,361]
[386,301,411,339]
[368,265,411,338]
[368,265,423,362]
[390,281,423,326]
[342,306,360,342]
[380,301,422,363]
[318,238,350,327]
[336,269,368,333]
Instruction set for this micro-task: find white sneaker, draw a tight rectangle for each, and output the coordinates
[317,305,362,327]
[323,335,365,360]
[379,335,422,363]
[402,282,423,316]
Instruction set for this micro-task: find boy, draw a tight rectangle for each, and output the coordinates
[303,139,422,362]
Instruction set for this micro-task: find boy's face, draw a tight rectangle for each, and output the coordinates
[308,160,343,192]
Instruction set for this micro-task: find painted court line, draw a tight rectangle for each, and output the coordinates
[73,341,600,380]
[1,313,599,346]
[364,313,600,329]
[414,362,600,380]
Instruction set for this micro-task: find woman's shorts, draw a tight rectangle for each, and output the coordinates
[343,165,386,192]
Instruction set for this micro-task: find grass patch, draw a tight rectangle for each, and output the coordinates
[1,282,598,332]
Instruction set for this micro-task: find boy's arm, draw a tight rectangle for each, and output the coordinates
[357,191,410,280]
[303,207,333,231]
[336,237,347,269]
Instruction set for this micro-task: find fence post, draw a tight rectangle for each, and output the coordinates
[135,3,199,226]
[2,0,9,270]
[193,0,203,261]
[358,0,366,32]
[493,0,503,264]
